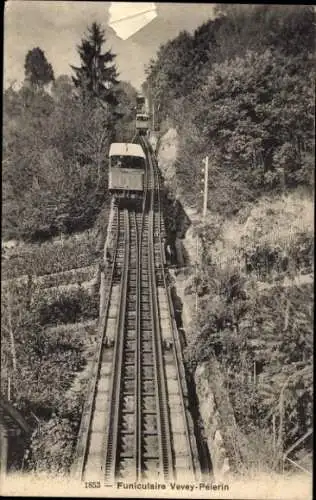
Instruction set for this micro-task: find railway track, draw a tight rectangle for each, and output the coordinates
[72,135,201,483]
[71,204,126,480]
[141,137,200,480]
[103,208,141,481]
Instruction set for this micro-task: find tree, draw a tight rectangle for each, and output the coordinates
[114,81,137,140]
[213,5,315,60]
[169,48,314,210]
[71,22,119,104]
[145,31,194,117]
[51,75,74,102]
[3,64,116,241]
[24,48,54,89]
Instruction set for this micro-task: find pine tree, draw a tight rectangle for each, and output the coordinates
[71,22,119,104]
[24,48,55,89]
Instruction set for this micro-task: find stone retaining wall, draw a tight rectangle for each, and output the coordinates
[195,364,231,480]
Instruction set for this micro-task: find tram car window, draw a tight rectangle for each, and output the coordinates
[111,155,144,170]
[136,113,150,135]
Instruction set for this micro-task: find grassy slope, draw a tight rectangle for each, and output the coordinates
[210,190,313,276]
[1,225,105,473]
[156,129,313,477]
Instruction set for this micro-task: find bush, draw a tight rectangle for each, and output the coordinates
[2,233,98,279]
[3,81,118,242]
[26,416,78,473]
[1,276,96,424]
[37,288,99,326]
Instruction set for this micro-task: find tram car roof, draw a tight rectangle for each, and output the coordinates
[109,143,146,159]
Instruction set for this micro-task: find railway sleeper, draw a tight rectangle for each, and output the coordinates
[125,344,136,350]
[125,349,135,356]
[143,453,160,462]
[142,329,152,340]
[142,322,152,330]
[143,400,156,412]
[119,451,135,460]
[141,360,154,366]
[123,362,135,366]
[140,300,150,307]
[126,330,136,337]
[142,410,157,416]
[142,347,154,353]
[121,398,135,410]
[143,428,158,436]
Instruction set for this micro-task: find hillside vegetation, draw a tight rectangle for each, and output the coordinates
[2,22,136,473]
[3,24,136,243]
[146,5,314,474]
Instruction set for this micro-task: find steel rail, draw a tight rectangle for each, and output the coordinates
[134,133,149,479]
[134,208,142,480]
[74,133,199,483]
[143,136,199,479]
[103,148,149,481]
[140,136,175,480]
[103,208,130,483]
[153,152,198,477]
[71,204,122,480]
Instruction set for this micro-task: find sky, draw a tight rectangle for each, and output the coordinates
[4,1,216,90]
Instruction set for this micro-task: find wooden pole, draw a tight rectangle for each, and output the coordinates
[7,290,17,373]
[202,156,209,220]
[0,425,8,480]
[272,414,276,452]
[195,236,199,313]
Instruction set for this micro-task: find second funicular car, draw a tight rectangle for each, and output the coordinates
[136,113,150,135]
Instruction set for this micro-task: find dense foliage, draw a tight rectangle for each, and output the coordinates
[146,6,314,212]
[2,235,98,279]
[148,5,314,472]
[186,265,313,469]
[2,22,137,472]
[1,283,89,412]
[3,24,137,242]
[2,7,314,475]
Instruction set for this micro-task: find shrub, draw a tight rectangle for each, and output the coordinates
[37,288,99,326]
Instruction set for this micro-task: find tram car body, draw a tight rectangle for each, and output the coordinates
[108,143,146,199]
[136,94,146,113]
[136,113,150,135]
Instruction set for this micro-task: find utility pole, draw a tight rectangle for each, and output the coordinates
[195,236,199,313]
[202,156,209,220]
[7,290,17,373]
[195,156,208,313]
